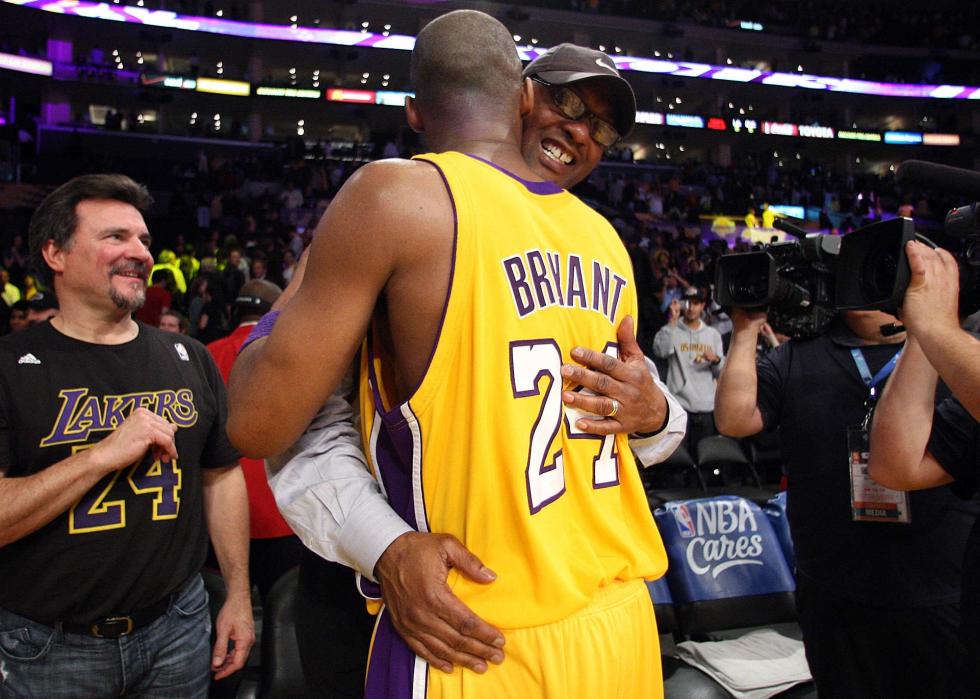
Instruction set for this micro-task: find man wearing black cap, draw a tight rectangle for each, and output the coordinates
[207,279,305,603]
[519,43,635,191]
[654,286,724,453]
[25,291,59,326]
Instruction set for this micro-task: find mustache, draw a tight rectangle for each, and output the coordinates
[110,262,150,280]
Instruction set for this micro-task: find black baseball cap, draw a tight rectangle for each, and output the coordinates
[26,292,59,311]
[523,43,637,138]
[683,287,706,302]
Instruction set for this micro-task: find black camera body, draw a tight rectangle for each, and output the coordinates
[715,218,917,338]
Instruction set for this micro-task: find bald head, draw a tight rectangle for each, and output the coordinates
[410,10,522,119]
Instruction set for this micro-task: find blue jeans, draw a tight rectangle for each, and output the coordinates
[0,574,211,698]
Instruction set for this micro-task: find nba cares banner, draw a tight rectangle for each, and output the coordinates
[654,496,795,601]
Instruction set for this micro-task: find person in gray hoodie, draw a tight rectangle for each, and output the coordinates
[653,286,724,455]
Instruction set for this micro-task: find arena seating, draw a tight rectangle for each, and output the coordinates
[652,495,813,697]
[697,435,779,504]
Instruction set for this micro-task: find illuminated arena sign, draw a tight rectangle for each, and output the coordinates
[635,111,666,125]
[326,88,375,103]
[883,131,924,145]
[797,124,835,139]
[762,121,798,137]
[837,130,883,142]
[255,86,321,99]
[665,114,704,129]
[7,0,980,100]
[0,50,52,76]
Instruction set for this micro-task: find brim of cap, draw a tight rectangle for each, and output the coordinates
[532,69,637,139]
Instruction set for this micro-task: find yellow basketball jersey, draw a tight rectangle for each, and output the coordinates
[360,151,667,629]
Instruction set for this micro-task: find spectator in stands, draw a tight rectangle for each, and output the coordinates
[151,249,187,294]
[715,308,973,698]
[286,226,304,261]
[206,279,304,602]
[1,268,21,306]
[2,234,28,280]
[249,257,268,282]
[159,309,189,334]
[135,268,172,327]
[654,286,724,455]
[221,247,246,302]
[278,182,303,210]
[188,274,226,344]
[21,273,40,301]
[25,293,58,326]
[281,249,298,285]
[7,300,28,334]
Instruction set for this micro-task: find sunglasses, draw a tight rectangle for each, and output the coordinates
[530,76,621,148]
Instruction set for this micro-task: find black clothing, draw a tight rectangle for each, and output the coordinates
[295,549,375,698]
[0,322,238,626]
[755,324,975,695]
[757,327,974,608]
[797,581,962,699]
[929,395,980,685]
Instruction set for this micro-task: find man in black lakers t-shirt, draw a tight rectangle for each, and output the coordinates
[0,174,254,697]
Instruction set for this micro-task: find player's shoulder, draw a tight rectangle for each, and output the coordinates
[346,157,445,193]
[330,158,453,244]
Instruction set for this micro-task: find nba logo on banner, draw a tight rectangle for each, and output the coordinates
[674,503,696,538]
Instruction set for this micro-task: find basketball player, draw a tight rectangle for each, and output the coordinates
[228,10,667,697]
[249,42,685,692]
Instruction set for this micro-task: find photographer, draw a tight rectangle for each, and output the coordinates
[869,239,980,694]
[715,305,972,698]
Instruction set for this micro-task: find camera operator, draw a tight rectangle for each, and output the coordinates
[869,239,980,695]
[716,304,973,698]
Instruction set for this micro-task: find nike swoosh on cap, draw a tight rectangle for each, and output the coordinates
[595,57,616,72]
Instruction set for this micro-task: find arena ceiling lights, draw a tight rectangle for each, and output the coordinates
[7,0,980,101]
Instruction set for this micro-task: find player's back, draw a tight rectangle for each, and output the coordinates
[360,151,666,629]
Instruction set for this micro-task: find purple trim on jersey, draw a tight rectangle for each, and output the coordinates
[465,154,564,195]
[238,310,280,353]
[362,155,459,536]
[365,610,425,699]
[366,402,424,532]
[358,574,382,600]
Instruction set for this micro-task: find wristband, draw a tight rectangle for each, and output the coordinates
[239,310,281,354]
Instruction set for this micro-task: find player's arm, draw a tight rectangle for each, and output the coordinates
[901,240,980,421]
[714,308,766,437]
[0,407,177,548]
[227,161,412,458]
[202,464,255,679]
[267,331,506,674]
[868,335,954,490]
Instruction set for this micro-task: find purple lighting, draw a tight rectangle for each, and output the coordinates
[5,0,980,100]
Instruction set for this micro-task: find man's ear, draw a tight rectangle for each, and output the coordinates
[41,239,65,277]
[520,77,534,119]
[405,96,424,133]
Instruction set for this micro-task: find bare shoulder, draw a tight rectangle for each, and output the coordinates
[324,159,452,244]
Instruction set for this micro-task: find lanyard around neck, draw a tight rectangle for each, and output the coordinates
[850,347,902,400]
